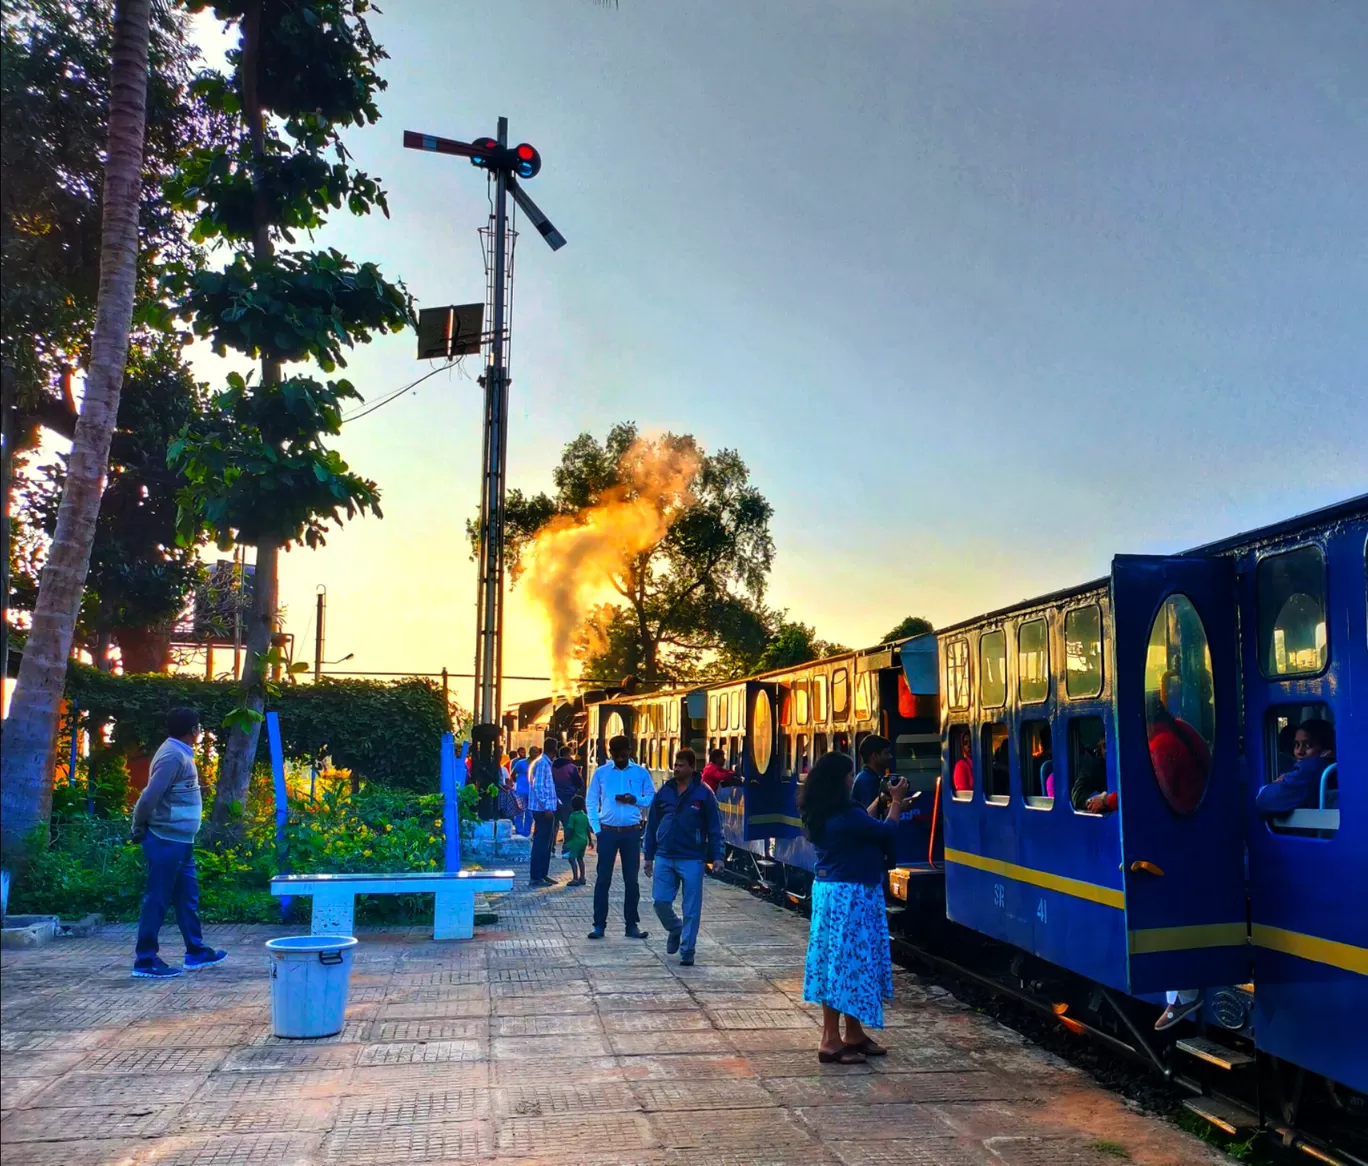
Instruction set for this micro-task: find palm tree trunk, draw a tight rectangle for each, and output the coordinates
[0,0,152,857]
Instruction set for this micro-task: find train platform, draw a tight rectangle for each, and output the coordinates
[0,875,1227,1166]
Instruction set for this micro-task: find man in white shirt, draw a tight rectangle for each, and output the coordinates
[585,734,656,940]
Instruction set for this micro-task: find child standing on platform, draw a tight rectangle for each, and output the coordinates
[564,795,593,886]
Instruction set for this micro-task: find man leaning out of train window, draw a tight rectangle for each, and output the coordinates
[1255,719,1336,815]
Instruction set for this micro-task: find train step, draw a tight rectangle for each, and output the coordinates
[1182,1095,1258,1135]
[1176,1036,1255,1070]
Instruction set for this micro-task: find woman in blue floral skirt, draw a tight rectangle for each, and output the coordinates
[800,751,908,1064]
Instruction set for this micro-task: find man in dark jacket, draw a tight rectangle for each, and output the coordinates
[643,748,723,966]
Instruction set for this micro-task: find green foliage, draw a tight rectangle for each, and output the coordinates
[753,620,848,673]
[166,249,410,371]
[0,0,227,448]
[13,343,212,661]
[882,615,934,643]
[11,773,484,925]
[165,0,411,559]
[64,665,453,789]
[170,370,381,550]
[49,748,130,819]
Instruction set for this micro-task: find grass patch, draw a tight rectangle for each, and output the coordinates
[1089,1141,1131,1159]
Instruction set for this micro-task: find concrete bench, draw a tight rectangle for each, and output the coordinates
[270,870,514,940]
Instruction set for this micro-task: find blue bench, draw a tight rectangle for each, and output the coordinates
[270,870,514,940]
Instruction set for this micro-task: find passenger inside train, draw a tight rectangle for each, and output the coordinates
[1069,720,1114,813]
[701,748,743,793]
[852,735,892,811]
[1256,717,1336,815]
[951,728,974,798]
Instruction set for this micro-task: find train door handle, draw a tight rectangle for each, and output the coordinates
[1129,860,1165,876]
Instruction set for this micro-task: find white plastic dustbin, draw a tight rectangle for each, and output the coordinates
[264,935,358,1038]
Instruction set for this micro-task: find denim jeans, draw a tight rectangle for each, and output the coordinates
[593,828,642,930]
[653,856,705,957]
[530,811,557,881]
[135,833,210,966]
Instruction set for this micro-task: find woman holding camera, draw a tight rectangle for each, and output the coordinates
[800,750,907,1064]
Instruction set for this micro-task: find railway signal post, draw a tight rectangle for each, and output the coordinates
[404,118,566,801]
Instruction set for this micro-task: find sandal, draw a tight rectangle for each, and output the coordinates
[848,1037,887,1056]
[818,1046,867,1065]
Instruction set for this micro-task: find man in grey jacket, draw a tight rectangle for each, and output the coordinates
[130,707,226,978]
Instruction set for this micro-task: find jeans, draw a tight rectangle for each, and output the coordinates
[653,856,704,957]
[593,828,641,930]
[1167,989,1200,1006]
[530,811,557,881]
[135,834,210,966]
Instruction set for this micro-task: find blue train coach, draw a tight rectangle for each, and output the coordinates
[934,496,1367,1095]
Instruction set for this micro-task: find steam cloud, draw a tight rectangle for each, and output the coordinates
[523,438,700,690]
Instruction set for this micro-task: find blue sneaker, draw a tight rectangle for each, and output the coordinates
[666,929,682,955]
[184,949,228,971]
[132,960,182,979]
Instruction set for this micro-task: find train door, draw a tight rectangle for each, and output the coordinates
[1111,555,1246,995]
[591,704,636,770]
[742,681,796,840]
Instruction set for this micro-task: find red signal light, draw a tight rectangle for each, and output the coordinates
[516,144,535,160]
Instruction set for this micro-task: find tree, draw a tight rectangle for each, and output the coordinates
[2,0,154,853]
[881,615,934,643]
[753,619,849,674]
[15,343,210,672]
[1,0,220,449]
[168,0,412,838]
[491,422,775,686]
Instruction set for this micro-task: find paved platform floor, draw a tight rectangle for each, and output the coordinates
[1,874,1227,1166]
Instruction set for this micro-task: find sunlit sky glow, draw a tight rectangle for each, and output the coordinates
[175,0,1366,710]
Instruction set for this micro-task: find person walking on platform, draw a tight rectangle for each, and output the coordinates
[585,734,655,940]
[130,708,227,978]
[644,749,723,966]
[799,750,907,1064]
[527,745,558,886]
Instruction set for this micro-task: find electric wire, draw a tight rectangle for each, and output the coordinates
[340,360,456,425]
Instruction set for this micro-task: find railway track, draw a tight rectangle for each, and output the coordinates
[710,863,1367,1166]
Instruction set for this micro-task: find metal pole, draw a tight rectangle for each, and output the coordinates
[471,115,510,798]
[0,359,13,696]
[314,586,325,682]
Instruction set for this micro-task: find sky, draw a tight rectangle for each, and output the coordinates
[182,0,1368,711]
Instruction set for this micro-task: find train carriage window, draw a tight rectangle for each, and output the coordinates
[649,739,658,770]
[949,724,974,800]
[854,673,872,720]
[946,640,971,710]
[1068,717,1109,814]
[795,681,811,725]
[732,691,743,729]
[1064,605,1104,699]
[979,630,1008,709]
[1263,705,1337,837]
[709,695,719,731]
[1144,595,1216,815]
[604,711,624,741]
[832,669,850,721]
[796,733,810,776]
[781,731,793,777]
[1018,618,1049,704]
[752,689,773,774]
[779,686,792,727]
[1257,546,1328,678]
[814,676,829,723]
[1021,720,1054,808]
[814,733,828,761]
[981,723,1010,803]
[730,735,740,770]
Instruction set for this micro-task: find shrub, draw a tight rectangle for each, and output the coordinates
[9,769,485,926]
[65,665,455,789]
